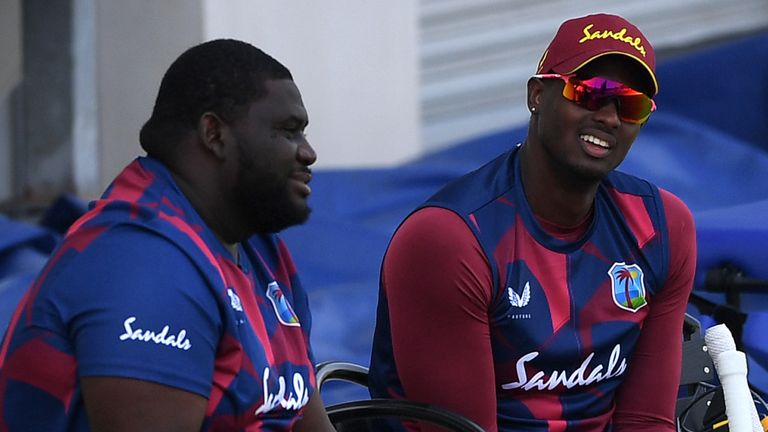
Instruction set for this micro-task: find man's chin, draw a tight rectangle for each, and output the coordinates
[290,206,311,227]
[261,206,311,233]
[293,196,312,220]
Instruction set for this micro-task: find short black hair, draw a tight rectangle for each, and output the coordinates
[139,39,293,161]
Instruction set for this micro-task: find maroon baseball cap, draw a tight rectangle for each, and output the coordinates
[536,13,658,96]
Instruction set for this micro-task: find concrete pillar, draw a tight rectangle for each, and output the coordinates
[13,0,74,204]
[0,0,21,101]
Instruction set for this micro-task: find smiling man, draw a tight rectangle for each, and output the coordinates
[0,39,335,431]
[369,14,696,431]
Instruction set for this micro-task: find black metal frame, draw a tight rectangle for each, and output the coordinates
[676,314,717,431]
[316,361,485,432]
[326,399,486,432]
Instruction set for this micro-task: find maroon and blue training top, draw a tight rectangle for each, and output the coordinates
[369,145,696,431]
[0,157,317,431]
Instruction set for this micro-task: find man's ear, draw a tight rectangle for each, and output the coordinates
[198,112,227,159]
[526,77,544,113]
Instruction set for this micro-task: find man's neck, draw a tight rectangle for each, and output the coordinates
[519,142,599,227]
[166,162,246,259]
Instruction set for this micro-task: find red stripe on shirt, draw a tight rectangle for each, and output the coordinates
[494,216,570,334]
[5,338,77,410]
[607,188,656,249]
[219,258,275,365]
[206,333,243,416]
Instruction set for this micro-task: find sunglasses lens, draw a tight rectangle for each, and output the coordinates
[615,93,655,123]
[563,77,655,124]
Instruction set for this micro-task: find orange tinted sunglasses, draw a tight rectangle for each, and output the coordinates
[533,73,656,124]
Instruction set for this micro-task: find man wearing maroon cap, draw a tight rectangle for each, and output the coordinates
[369,13,695,431]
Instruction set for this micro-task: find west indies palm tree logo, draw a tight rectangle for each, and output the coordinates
[266,281,301,327]
[608,262,647,312]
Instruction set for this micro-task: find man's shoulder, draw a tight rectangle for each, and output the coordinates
[59,222,199,269]
[605,171,692,216]
[74,157,208,249]
[425,148,518,214]
[59,200,222,286]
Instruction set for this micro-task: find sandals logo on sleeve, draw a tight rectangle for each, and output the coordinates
[266,281,300,327]
[608,262,647,312]
[118,316,192,351]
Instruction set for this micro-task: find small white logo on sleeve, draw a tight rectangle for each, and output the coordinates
[118,316,192,351]
[228,288,244,312]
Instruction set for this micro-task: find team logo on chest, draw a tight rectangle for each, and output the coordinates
[608,262,647,312]
[266,281,301,327]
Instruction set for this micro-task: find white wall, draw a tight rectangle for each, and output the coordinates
[93,0,204,191]
[0,0,21,101]
[72,0,99,199]
[202,1,422,169]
